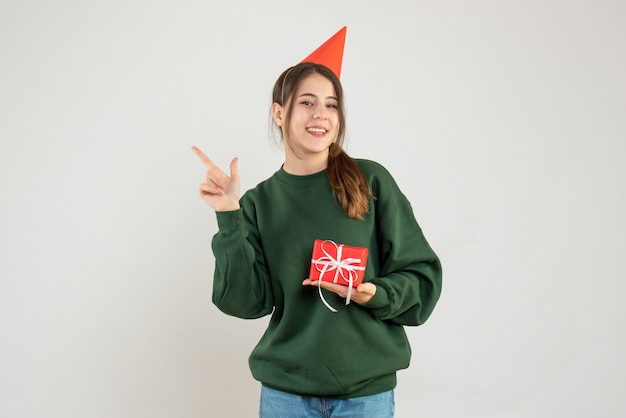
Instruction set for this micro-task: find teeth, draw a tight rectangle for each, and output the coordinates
[307,128,326,134]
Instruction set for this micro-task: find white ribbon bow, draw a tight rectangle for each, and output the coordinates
[311,240,366,312]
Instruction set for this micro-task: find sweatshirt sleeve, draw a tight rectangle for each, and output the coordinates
[211,204,274,319]
[361,165,442,326]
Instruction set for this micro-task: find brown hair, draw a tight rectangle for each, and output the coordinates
[271,62,371,220]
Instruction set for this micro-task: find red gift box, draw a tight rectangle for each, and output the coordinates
[309,240,368,288]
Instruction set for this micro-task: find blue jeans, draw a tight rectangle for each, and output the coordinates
[260,386,394,418]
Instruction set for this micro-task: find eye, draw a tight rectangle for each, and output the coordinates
[300,101,314,106]
[326,103,338,109]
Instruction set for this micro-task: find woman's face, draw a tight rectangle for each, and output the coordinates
[281,73,340,162]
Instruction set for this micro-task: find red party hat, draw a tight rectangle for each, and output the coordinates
[301,27,347,79]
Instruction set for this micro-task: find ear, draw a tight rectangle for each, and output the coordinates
[271,102,285,127]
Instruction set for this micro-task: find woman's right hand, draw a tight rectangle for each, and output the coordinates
[191,146,240,212]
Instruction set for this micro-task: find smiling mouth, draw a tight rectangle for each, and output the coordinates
[306,128,327,134]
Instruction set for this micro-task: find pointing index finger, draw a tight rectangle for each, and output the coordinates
[191,146,216,170]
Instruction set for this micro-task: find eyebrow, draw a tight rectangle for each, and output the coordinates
[298,93,338,101]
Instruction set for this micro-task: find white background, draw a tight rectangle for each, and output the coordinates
[1,1,624,417]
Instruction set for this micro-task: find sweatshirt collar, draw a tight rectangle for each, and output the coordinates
[275,165,328,187]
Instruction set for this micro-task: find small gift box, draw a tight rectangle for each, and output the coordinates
[309,240,368,312]
[309,240,368,288]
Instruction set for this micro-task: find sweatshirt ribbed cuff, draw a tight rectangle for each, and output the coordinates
[215,209,243,231]
[362,283,389,310]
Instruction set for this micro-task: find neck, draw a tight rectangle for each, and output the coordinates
[283,152,329,175]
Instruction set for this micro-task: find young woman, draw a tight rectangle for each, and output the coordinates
[192,62,442,417]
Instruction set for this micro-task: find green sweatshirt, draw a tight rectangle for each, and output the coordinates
[211,159,442,399]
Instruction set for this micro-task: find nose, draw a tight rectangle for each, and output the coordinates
[313,105,327,120]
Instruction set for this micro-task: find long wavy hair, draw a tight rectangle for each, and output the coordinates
[271,62,371,220]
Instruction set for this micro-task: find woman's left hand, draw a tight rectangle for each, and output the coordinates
[301,279,377,305]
